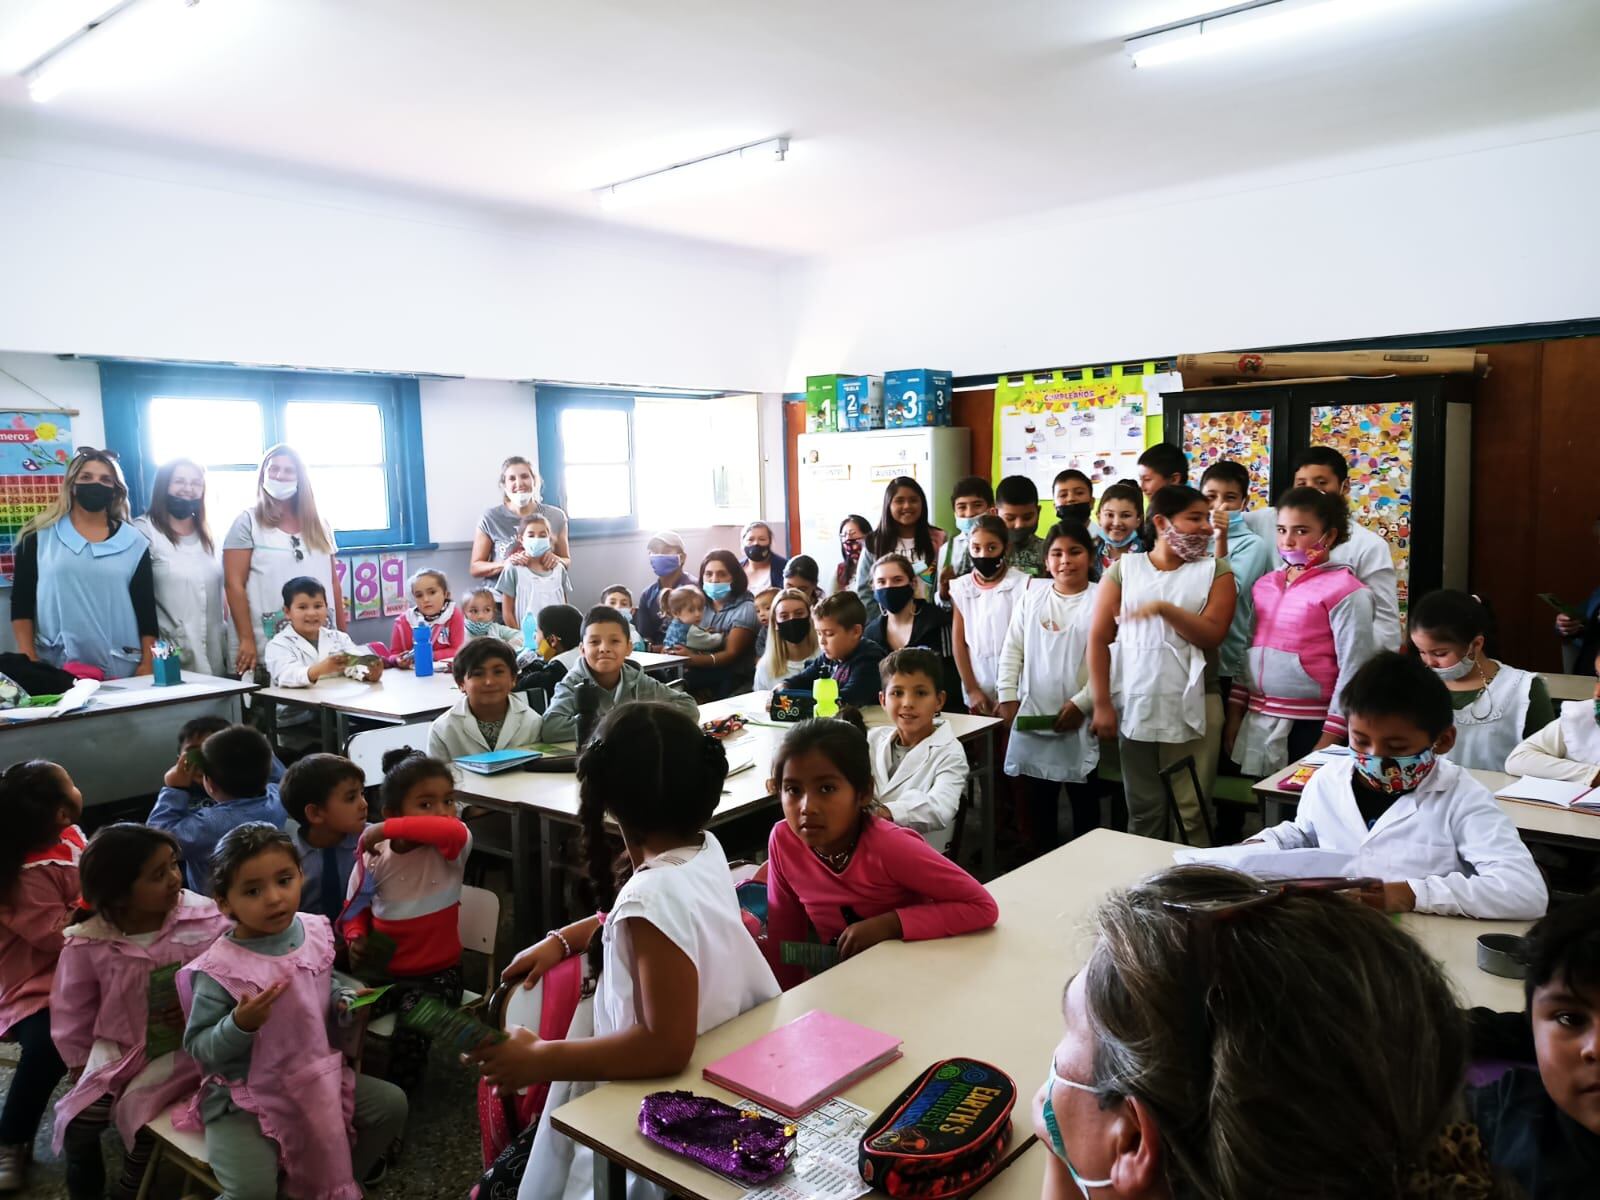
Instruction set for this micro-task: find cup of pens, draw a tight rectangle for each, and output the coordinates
[152,640,182,687]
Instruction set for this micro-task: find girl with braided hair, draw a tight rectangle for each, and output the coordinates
[473,700,779,1200]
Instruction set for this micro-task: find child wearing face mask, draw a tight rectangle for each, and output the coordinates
[1091,480,1145,577]
[835,515,872,597]
[495,513,572,629]
[1200,461,1275,690]
[463,587,524,648]
[1224,487,1377,777]
[1088,485,1237,844]
[1254,652,1546,919]
[994,475,1045,578]
[370,568,467,668]
[1050,469,1096,529]
[1406,589,1553,774]
[950,516,1031,717]
[855,478,945,619]
[936,476,995,605]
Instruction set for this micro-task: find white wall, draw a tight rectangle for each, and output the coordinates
[0,353,104,448]
[779,121,1600,385]
[417,377,537,541]
[0,119,789,393]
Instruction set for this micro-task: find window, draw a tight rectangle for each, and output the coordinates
[535,387,762,536]
[100,362,429,549]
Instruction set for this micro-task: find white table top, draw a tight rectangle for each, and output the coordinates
[1542,672,1594,703]
[0,671,255,729]
[1253,758,1600,844]
[550,829,1525,1200]
[982,1143,1046,1200]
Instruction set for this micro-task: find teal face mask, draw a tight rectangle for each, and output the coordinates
[1041,1066,1112,1195]
[704,581,732,602]
[956,514,980,534]
[465,618,495,637]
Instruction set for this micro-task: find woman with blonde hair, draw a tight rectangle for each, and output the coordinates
[1035,865,1513,1200]
[754,588,819,690]
[133,457,227,676]
[221,444,344,676]
[10,448,158,678]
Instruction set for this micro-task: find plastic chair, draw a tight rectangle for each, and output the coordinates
[134,1109,219,1200]
[365,884,500,1038]
[1157,756,1214,846]
[345,723,433,787]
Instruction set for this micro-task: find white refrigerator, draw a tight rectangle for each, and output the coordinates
[795,427,972,583]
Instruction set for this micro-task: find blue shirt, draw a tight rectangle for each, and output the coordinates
[28,519,154,678]
[289,823,362,919]
[1218,515,1279,680]
[683,592,761,699]
[148,784,288,894]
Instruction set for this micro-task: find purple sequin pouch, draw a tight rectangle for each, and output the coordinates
[638,1090,797,1184]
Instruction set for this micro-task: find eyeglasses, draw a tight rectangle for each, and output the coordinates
[1162,876,1382,1119]
[290,534,304,562]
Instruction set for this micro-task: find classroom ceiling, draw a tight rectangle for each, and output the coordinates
[0,0,1597,256]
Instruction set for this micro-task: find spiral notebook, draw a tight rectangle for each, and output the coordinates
[702,1009,902,1118]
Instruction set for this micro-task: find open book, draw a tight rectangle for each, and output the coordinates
[1173,844,1356,880]
[1495,776,1600,813]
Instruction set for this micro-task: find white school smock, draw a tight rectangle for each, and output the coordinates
[869,721,969,852]
[133,517,226,676]
[1256,757,1548,919]
[1506,704,1600,783]
[223,509,337,651]
[520,831,779,1200]
[426,692,544,761]
[999,581,1099,783]
[1446,663,1535,773]
[495,561,571,626]
[1112,554,1215,744]
[950,570,1030,699]
[263,624,364,688]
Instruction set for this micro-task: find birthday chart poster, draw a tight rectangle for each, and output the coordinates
[0,412,74,582]
[1181,409,1274,509]
[994,374,1148,500]
[1310,401,1413,613]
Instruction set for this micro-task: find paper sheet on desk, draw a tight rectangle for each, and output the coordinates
[1174,844,1355,880]
[0,679,99,722]
[737,1097,872,1200]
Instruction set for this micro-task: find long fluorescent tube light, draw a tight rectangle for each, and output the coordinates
[596,137,790,212]
[1125,0,1397,68]
[24,0,199,103]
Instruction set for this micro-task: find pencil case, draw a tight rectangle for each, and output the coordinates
[770,690,816,722]
[637,1090,796,1183]
[859,1059,1015,1199]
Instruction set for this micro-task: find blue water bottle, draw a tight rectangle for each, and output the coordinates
[521,612,540,655]
[412,627,434,677]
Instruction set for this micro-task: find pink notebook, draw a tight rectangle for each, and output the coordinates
[703,1009,903,1118]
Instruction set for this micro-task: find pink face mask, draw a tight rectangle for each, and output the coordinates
[1281,536,1330,569]
[1159,522,1212,563]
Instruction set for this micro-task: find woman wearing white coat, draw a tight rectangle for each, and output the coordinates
[867,647,969,853]
[133,458,227,676]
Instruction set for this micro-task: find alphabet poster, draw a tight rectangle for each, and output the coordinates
[0,412,74,583]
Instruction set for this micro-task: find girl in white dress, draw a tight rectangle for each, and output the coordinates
[471,701,780,1200]
[997,522,1100,857]
[950,515,1031,716]
[1088,485,1236,844]
[133,458,227,676]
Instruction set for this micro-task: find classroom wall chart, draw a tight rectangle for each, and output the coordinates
[1310,400,1413,615]
[991,364,1175,497]
[0,411,74,583]
[1180,408,1274,509]
[335,551,409,620]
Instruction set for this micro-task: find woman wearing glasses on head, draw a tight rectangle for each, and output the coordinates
[222,445,345,678]
[9,448,159,678]
[132,457,227,676]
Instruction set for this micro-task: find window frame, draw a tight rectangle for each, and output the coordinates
[100,361,430,550]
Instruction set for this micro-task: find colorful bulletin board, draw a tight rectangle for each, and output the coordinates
[1310,401,1414,615]
[991,364,1176,498]
[0,412,75,583]
[335,552,409,621]
[1180,409,1274,509]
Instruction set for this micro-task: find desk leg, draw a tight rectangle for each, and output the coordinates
[981,730,996,880]
[593,1152,626,1200]
[540,814,559,931]
[508,807,536,947]
[334,711,350,752]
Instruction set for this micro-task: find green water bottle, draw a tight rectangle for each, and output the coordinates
[813,676,839,718]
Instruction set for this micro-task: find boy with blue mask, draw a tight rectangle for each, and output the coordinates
[1253,652,1547,920]
[936,476,994,605]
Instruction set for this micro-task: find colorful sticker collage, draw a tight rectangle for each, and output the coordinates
[1180,409,1274,509]
[1309,402,1413,615]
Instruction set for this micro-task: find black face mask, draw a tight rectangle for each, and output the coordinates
[744,544,770,562]
[873,584,915,615]
[1007,524,1036,547]
[74,482,115,513]
[777,617,810,645]
[971,555,1006,579]
[166,495,201,520]
[1055,502,1093,525]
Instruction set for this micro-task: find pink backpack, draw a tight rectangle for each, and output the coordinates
[475,954,584,1167]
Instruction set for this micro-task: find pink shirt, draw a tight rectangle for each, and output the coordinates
[764,816,997,990]
[0,826,83,1036]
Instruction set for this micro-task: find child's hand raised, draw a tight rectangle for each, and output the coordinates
[359,823,389,853]
[232,981,289,1033]
[469,1025,545,1090]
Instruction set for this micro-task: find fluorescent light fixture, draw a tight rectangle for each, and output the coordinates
[596,137,790,212]
[1125,0,1399,68]
[23,0,200,103]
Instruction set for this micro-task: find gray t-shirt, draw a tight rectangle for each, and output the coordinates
[477,502,569,561]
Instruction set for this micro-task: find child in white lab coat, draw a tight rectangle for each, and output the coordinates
[1255,652,1547,920]
[866,648,969,853]
[1505,647,1600,784]
[263,576,382,688]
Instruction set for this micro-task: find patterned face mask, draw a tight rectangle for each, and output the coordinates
[1159,522,1211,563]
[465,618,494,637]
[1352,747,1438,796]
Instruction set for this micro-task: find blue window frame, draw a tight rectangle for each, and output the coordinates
[100,362,429,550]
[535,387,640,538]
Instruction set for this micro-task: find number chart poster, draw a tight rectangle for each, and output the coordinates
[991,365,1168,499]
[1310,401,1414,613]
[335,552,408,621]
[0,412,74,582]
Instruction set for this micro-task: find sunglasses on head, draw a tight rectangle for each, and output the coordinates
[71,446,120,463]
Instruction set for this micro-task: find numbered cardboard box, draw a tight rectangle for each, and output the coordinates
[805,374,842,432]
[884,369,953,428]
[838,375,884,431]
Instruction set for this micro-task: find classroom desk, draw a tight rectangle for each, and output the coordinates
[1541,672,1594,704]
[1252,759,1600,850]
[255,651,685,747]
[551,829,1524,1200]
[0,673,255,805]
[982,1143,1047,1200]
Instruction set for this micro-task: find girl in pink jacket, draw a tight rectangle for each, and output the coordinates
[1225,487,1379,775]
[368,568,468,668]
[51,824,230,1200]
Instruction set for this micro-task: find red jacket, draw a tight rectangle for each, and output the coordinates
[370,607,468,667]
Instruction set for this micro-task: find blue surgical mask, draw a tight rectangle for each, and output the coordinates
[650,553,682,577]
[465,618,495,637]
[1041,1067,1112,1194]
[955,513,980,534]
[704,581,732,602]
[523,535,552,557]
[1227,510,1246,531]
[1101,527,1140,550]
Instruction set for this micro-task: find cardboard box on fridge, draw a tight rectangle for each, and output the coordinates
[839,375,884,430]
[884,369,953,428]
[805,374,843,432]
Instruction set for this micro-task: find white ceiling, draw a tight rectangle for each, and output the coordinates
[1,0,1597,256]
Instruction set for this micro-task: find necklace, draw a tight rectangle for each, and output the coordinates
[812,841,857,872]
